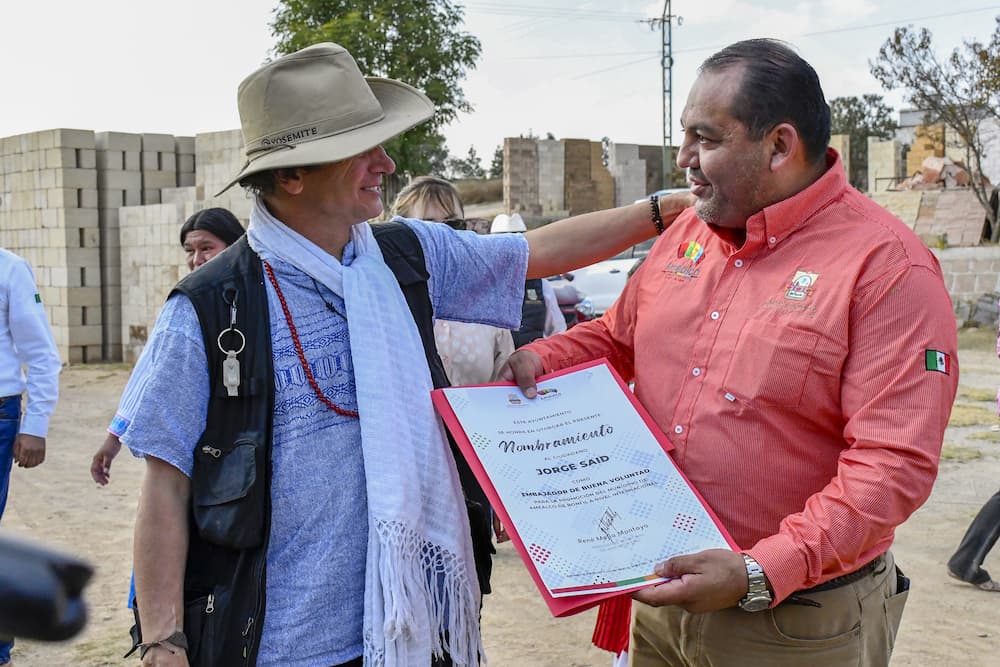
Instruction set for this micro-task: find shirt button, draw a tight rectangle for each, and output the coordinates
[710,311,720,320]
[768,236,777,245]
[692,367,702,377]
[674,425,684,434]
[734,259,744,268]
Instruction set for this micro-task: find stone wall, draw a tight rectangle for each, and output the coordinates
[1,126,248,364]
[830,134,850,182]
[907,124,945,176]
[504,137,654,218]
[0,129,101,363]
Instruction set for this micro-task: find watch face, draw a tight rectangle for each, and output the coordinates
[739,595,771,613]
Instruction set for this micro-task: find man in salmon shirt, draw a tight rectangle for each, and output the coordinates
[502,38,958,667]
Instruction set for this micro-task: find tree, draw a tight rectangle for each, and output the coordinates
[871,19,1000,240]
[447,145,486,179]
[489,144,504,179]
[829,95,897,191]
[271,0,482,179]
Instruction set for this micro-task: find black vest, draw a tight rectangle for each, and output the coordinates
[136,224,493,666]
[513,277,547,348]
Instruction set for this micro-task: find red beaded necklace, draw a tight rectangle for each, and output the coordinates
[262,260,359,419]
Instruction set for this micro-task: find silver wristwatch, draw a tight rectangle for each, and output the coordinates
[738,553,772,612]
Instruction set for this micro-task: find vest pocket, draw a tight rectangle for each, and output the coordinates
[192,433,265,549]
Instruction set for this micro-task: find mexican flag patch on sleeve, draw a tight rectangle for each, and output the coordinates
[925,349,951,374]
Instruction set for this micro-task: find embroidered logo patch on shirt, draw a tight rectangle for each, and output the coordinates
[677,241,706,265]
[925,349,951,374]
[34,293,41,303]
[784,271,819,301]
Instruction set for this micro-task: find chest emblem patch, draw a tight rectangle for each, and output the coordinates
[678,241,706,265]
[784,270,819,301]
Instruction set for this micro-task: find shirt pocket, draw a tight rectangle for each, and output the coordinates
[722,319,819,408]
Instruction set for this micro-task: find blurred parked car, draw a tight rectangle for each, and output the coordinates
[565,188,691,315]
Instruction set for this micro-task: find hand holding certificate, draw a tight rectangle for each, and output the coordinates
[432,359,736,617]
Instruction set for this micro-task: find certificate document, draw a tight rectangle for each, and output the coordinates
[432,360,736,613]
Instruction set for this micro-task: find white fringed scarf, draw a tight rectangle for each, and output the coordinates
[247,198,483,666]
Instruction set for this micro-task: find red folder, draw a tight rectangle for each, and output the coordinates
[431,359,736,617]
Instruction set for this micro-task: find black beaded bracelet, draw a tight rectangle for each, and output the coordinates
[649,194,665,235]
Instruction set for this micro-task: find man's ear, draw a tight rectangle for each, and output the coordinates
[275,168,306,196]
[768,123,800,171]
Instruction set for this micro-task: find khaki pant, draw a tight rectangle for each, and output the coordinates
[629,551,908,667]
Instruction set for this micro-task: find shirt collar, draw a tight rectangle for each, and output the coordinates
[746,147,846,249]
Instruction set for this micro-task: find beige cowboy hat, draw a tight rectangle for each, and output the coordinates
[217,42,435,195]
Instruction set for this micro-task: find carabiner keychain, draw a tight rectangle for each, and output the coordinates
[217,298,246,397]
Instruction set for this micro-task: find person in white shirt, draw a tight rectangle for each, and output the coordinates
[391,177,515,386]
[0,247,61,667]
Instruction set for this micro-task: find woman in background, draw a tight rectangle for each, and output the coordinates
[392,177,515,387]
[90,207,244,485]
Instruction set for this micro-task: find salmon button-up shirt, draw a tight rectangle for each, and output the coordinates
[524,150,958,604]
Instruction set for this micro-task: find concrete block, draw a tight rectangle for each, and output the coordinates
[96,132,141,152]
[96,150,124,171]
[45,147,76,168]
[67,287,102,307]
[160,152,176,172]
[176,136,196,154]
[98,170,141,190]
[178,154,195,173]
[79,188,98,209]
[142,151,159,171]
[77,149,96,169]
[142,133,176,153]
[55,168,97,189]
[144,171,177,189]
[142,190,161,205]
[178,172,196,187]
[64,208,99,229]
[56,129,95,149]
[124,151,140,171]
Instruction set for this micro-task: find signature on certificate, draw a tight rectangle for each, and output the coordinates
[598,508,621,537]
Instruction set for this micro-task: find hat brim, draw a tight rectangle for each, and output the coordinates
[215,77,435,196]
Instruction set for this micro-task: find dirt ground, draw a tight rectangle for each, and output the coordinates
[4,329,1000,666]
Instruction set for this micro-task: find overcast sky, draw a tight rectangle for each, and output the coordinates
[3,1,999,167]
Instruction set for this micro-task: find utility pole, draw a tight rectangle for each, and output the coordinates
[643,2,681,187]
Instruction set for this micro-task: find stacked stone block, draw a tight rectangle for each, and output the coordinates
[607,142,646,207]
[0,129,101,363]
[503,138,541,217]
[193,130,252,220]
[96,131,142,361]
[562,139,595,216]
[118,203,188,363]
[932,246,1000,319]
[870,191,922,227]
[829,134,850,182]
[176,136,196,188]
[867,138,905,193]
[914,190,987,247]
[637,145,666,194]
[140,134,180,205]
[907,124,945,176]
[589,142,615,212]
[536,140,566,216]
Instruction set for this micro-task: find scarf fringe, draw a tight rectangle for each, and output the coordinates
[364,519,483,667]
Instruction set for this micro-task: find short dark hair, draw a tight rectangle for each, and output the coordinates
[238,166,319,197]
[700,39,831,165]
[179,207,245,247]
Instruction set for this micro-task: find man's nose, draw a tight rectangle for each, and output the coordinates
[677,141,696,170]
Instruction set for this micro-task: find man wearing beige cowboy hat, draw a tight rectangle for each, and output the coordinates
[125,42,692,667]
